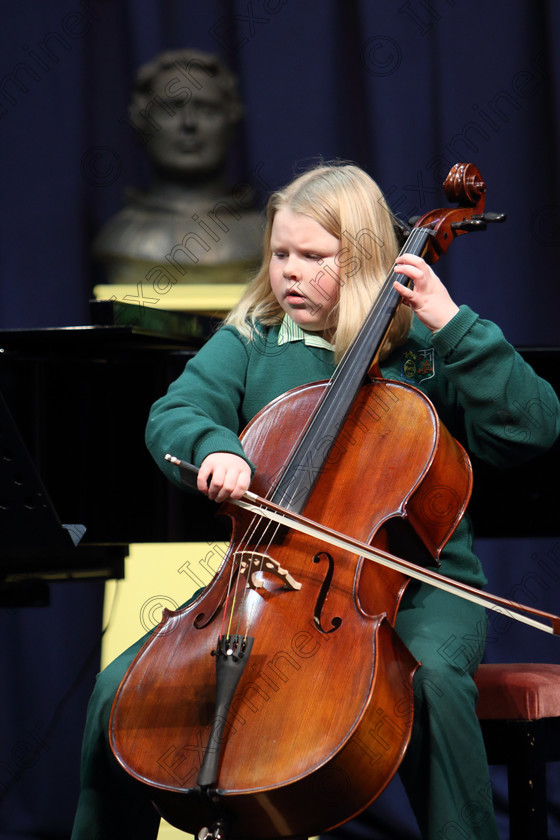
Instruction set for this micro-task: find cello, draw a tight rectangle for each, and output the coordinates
[110,163,559,839]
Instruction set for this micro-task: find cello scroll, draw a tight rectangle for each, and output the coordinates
[407,162,506,264]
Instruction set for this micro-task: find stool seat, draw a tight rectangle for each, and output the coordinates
[475,662,560,720]
[473,662,560,840]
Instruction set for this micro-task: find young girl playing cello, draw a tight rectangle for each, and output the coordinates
[72,163,560,840]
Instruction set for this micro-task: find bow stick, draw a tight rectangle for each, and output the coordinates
[166,455,560,637]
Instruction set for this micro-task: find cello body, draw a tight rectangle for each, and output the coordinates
[110,378,472,838]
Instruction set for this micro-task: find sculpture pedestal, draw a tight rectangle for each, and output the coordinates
[93,283,247,318]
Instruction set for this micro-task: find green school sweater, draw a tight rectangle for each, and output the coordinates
[146,305,560,587]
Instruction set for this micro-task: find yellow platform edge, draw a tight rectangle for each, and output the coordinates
[93,283,246,313]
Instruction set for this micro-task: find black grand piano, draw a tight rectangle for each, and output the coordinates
[0,302,230,604]
[1,301,559,605]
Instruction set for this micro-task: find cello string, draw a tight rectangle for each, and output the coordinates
[223,491,285,639]
[228,393,324,636]
[222,511,264,638]
[231,229,419,625]
[270,227,428,514]
[238,519,285,640]
[232,513,285,640]
[217,490,276,640]
[220,225,429,639]
[235,229,430,632]
[231,228,428,632]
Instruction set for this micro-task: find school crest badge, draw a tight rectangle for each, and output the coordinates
[401,348,435,384]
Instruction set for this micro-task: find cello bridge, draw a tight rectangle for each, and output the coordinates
[235,552,302,592]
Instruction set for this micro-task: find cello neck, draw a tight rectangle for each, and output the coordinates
[270,225,432,513]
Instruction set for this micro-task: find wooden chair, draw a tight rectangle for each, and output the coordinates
[474,663,560,840]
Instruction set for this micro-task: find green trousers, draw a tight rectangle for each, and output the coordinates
[71,583,498,840]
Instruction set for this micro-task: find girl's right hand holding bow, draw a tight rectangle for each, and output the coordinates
[197,452,252,502]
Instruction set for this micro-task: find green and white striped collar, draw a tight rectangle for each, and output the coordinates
[277,315,335,351]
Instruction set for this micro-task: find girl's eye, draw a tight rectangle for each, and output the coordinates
[272,251,287,258]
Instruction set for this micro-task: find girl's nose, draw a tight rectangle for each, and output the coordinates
[282,255,300,279]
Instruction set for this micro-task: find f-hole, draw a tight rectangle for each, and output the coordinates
[313,552,342,634]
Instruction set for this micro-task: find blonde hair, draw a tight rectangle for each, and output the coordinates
[225,163,412,363]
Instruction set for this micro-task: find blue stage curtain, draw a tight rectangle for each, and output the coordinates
[0,1,558,837]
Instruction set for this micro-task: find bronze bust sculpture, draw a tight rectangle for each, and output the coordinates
[93,49,263,289]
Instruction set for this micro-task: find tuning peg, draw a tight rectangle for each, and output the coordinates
[450,219,487,232]
[450,211,507,233]
[482,211,507,223]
